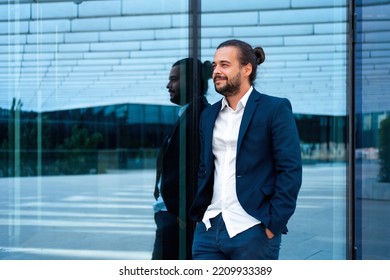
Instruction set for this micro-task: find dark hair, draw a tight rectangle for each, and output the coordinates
[217,39,265,85]
[172,58,213,97]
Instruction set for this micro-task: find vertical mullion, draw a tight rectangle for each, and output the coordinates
[347,0,357,260]
[178,0,201,260]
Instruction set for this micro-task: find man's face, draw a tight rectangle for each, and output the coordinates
[166,65,181,105]
[212,46,244,97]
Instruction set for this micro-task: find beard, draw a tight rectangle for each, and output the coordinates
[169,91,181,105]
[214,72,241,97]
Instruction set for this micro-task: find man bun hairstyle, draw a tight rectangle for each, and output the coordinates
[254,47,265,65]
[172,58,212,97]
[201,60,213,82]
[217,39,265,85]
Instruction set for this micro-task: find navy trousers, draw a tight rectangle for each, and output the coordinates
[192,213,281,260]
[152,211,179,260]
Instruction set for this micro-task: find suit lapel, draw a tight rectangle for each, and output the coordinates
[237,89,260,153]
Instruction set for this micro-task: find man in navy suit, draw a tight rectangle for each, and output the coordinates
[152,58,212,259]
[190,39,302,260]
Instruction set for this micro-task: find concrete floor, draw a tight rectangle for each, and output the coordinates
[0,162,388,260]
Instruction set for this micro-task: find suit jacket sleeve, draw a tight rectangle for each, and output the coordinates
[267,98,302,235]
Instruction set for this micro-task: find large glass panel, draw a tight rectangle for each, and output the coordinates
[0,0,190,259]
[201,1,348,259]
[355,0,390,260]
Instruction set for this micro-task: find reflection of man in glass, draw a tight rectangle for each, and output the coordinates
[152,58,213,259]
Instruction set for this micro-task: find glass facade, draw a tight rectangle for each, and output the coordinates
[355,0,390,259]
[200,1,348,260]
[0,0,389,260]
[1,0,189,260]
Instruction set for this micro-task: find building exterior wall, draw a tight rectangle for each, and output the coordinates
[0,0,389,260]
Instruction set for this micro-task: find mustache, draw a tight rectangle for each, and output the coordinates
[213,74,227,82]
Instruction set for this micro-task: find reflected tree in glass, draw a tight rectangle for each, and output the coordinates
[54,125,103,175]
[379,117,390,182]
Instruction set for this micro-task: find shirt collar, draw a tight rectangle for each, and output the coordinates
[178,103,189,117]
[220,86,253,111]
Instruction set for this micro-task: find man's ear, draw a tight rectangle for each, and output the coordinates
[243,63,252,78]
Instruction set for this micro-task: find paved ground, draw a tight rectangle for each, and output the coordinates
[0,163,388,260]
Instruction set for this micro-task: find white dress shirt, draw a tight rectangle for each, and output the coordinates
[202,86,261,238]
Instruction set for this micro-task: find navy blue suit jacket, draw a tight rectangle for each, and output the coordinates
[189,89,302,235]
[154,96,209,216]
